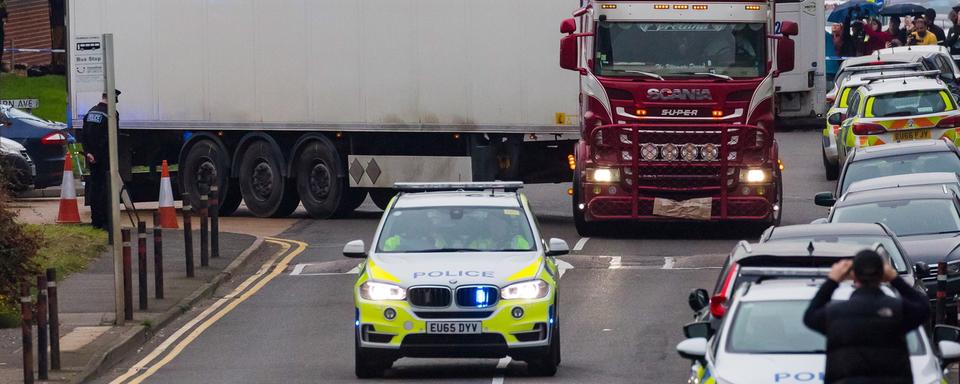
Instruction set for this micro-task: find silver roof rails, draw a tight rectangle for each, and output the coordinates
[861,70,941,83]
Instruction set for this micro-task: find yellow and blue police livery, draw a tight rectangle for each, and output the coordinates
[344,182,567,378]
[677,279,953,384]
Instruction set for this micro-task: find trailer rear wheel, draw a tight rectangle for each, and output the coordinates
[218,179,243,216]
[295,139,348,219]
[273,179,301,218]
[337,188,367,216]
[238,141,290,218]
[181,139,229,213]
[370,189,395,211]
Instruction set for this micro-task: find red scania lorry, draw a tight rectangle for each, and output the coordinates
[560,0,798,235]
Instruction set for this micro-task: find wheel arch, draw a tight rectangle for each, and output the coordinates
[231,132,288,178]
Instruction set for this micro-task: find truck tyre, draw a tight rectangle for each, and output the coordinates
[218,179,243,216]
[336,188,367,216]
[238,141,290,218]
[370,189,395,211]
[273,179,301,218]
[572,176,598,237]
[822,147,838,181]
[295,139,348,219]
[181,139,229,213]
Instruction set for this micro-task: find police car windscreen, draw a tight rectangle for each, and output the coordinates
[726,300,923,355]
[840,152,960,194]
[593,22,767,78]
[377,207,535,253]
[868,90,952,118]
[832,199,960,237]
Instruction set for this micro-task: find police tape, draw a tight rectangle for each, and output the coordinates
[3,48,67,53]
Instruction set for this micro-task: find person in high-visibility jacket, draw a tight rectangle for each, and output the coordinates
[469,216,531,251]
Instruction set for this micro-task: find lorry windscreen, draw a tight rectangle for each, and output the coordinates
[594,22,767,79]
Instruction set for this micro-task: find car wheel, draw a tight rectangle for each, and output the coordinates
[355,329,391,379]
[527,319,560,376]
[238,141,290,218]
[822,146,838,181]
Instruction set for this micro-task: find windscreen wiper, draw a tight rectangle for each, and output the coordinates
[413,248,484,253]
[678,72,733,81]
[619,70,665,81]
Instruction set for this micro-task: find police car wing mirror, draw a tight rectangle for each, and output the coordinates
[938,340,960,363]
[913,262,931,278]
[827,113,845,126]
[343,240,366,258]
[546,238,569,256]
[676,337,708,361]
[688,288,710,312]
[814,192,837,207]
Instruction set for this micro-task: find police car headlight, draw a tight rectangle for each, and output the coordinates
[359,281,406,301]
[501,280,549,300]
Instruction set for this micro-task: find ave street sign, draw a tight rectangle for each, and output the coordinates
[0,99,40,109]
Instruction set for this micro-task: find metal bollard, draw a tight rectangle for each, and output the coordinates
[199,191,209,267]
[182,194,195,278]
[47,268,60,370]
[138,221,148,310]
[36,275,48,380]
[20,282,34,384]
[210,185,220,259]
[122,229,133,321]
[153,212,164,299]
[937,261,947,324]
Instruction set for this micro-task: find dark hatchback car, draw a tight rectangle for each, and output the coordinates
[827,185,960,300]
[0,105,68,189]
[816,140,960,205]
[686,241,912,329]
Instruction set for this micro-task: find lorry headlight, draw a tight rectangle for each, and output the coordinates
[359,281,406,301]
[587,168,620,183]
[501,280,549,300]
[741,169,769,184]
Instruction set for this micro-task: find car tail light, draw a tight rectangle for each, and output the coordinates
[709,295,727,318]
[40,132,67,145]
[710,264,739,319]
[852,122,886,136]
[938,114,960,129]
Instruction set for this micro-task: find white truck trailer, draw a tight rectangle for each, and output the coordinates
[775,0,827,124]
[67,0,582,218]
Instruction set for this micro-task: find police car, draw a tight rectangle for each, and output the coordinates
[834,71,960,165]
[822,64,924,180]
[677,278,960,384]
[344,182,567,378]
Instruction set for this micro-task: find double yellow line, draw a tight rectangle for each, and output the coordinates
[110,237,308,384]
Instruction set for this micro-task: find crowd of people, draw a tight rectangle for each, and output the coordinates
[830,6,960,57]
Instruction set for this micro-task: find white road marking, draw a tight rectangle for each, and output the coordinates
[290,263,306,276]
[346,264,361,274]
[662,257,676,270]
[555,260,575,278]
[573,237,590,252]
[609,256,622,269]
[491,356,512,384]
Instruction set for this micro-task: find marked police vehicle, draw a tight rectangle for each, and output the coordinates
[677,279,960,384]
[343,182,567,378]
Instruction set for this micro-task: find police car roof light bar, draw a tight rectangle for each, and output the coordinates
[394,182,524,193]
[861,70,941,82]
[845,63,924,73]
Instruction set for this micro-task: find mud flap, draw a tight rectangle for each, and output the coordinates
[652,197,711,220]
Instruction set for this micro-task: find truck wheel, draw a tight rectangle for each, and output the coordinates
[295,139,347,219]
[273,179,301,218]
[572,176,598,237]
[238,141,289,218]
[181,139,229,213]
[336,188,368,216]
[218,179,243,216]
[768,172,784,228]
[822,147,839,181]
[370,189,395,211]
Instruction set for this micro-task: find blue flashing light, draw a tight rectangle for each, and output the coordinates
[476,289,487,307]
[355,308,360,327]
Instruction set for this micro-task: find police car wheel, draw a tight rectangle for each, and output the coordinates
[354,330,391,378]
[295,138,347,219]
[526,322,560,377]
[822,146,838,181]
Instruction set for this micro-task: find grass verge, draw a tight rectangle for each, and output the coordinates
[0,74,68,122]
[0,224,106,327]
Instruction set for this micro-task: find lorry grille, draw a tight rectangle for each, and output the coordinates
[408,287,452,307]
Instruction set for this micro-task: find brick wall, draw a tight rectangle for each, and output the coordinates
[3,0,52,67]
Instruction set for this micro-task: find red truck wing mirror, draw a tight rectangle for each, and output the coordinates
[775,21,798,74]
[779,20,799,36]
[561,18,577,34]
[560,35,579,71]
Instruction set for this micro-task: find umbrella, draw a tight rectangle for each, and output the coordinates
[880,3,928,16]
[828,0,882,23]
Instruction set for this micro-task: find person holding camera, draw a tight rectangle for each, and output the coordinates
[909,18,939,45]
[803,250,929,384]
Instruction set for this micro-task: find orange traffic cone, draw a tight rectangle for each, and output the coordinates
[56,152,81,224]
[158,160,179,229]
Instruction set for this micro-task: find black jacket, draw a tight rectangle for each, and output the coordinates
[946,25,960,55]
[931,23,947,43]
[803,277,929,384]
[80,102,117,167]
